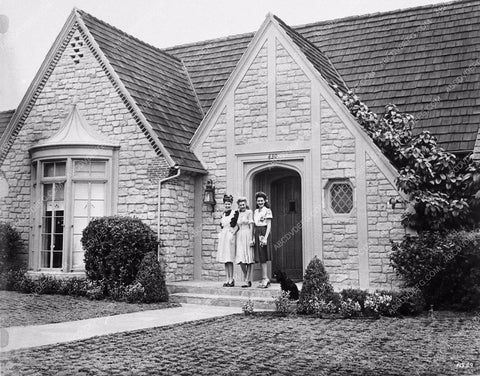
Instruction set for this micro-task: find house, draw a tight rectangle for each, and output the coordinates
[0,0,479,290]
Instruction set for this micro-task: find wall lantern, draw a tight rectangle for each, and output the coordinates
[388,197,404,209]
[204,179,216,212]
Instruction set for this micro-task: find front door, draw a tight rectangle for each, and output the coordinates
[271,175,303,280]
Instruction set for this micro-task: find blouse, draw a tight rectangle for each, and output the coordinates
[253,207,273,227]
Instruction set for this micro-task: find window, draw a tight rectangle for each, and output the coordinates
[328,180,354,214]
[33,158,111,272]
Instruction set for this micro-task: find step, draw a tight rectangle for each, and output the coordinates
[169,292,276,310]
[167,282,284,299]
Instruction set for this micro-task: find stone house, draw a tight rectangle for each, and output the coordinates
[1,1,479,290]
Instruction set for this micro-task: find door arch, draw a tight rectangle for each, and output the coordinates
[252,167,303,280]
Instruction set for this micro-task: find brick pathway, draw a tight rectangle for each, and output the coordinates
[2,313,479,376]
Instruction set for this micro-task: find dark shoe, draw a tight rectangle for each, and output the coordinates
[242,281,252,288]
[223,282,229,287]
[229,280,235,287]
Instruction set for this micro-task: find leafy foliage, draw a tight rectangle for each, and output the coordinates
[331,84,480,230]
[134,252,169,303]
[298,256,335,314]
[390,230,480,311]
[82,216,158,289]
[0,222,24,278]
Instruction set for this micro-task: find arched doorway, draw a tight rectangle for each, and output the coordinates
[252,167,303,281]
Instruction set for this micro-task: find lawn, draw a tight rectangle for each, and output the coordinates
[0,290,178,327]
[1,311,479,376]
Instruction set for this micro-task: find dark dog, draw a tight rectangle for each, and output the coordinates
[273,270,299,300]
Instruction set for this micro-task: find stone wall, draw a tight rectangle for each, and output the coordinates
[160,172,195,281]
[365,155,404,289]
[319,97,359,287]
[234,42,268,145]
[276,41,311,141]
[473,128,480,161]
[200,108,228,280]
[0,26,177,270]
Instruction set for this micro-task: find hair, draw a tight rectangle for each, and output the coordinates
[237,196,248,205]
[255,191,270,208]
[223,194,234,203]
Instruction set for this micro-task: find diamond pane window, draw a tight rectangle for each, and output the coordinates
[330,183,353,214]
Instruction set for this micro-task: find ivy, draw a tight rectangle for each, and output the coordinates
[331,83,480,230]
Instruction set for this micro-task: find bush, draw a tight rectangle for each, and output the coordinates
[134,252,169,303]
[0,223,24,280]
[393,288,426,316]
[275,290,293,316]
[364,291,396,317]
[340,288,369,311]
[124,282,146,303]
[298,257,335,314]
[390,230,480,311]
[242,299,254,316]
[82,216,158,289]
[339,298,362,318]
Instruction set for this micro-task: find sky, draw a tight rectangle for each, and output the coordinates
[0,0,449,111]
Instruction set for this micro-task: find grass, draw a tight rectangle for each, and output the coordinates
[0,290,178,327]
[1,309,479,375]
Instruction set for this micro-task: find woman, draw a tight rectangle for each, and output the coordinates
[252,191,273,288]
[235,197,254,288]
[216,194,238,287]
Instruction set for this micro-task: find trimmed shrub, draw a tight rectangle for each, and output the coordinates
[124,282,146,303]
[0,223,24,288]
[390,230,480,311]
[82,216,158,289]
[134,252,169,303]
[393,288,426,316]
[364,291,396,317]
[298,256,335,314]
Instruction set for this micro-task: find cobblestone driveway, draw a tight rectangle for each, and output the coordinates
[2,313,479,375]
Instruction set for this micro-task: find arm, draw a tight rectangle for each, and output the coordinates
[264,219,271,243]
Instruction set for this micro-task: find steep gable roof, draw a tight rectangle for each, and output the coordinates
[77,10,205,171]
[166,0,480,153]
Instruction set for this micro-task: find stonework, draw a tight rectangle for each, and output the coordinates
[275,41,311,141]
[473,129,480,161]
[0,27,182,272]
[160,173,195,281]
[365,155,405,289]
[320,97,359,287]
[234,42,268,145]
[200,108,228,280]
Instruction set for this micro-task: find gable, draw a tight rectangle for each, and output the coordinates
[167,0,480,153]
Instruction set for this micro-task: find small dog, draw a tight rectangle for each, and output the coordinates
[273,270,299,300]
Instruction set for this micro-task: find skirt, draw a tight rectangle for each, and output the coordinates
[236,224,254,264]
[253,226,270,263]
[216,228,235,263]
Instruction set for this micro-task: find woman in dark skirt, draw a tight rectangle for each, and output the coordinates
[252,191,273,288]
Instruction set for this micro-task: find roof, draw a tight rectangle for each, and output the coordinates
[77,10,205,171]
[0,110,14,140]
[166,0,480,153]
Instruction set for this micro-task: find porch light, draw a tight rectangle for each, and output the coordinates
[204,179,216,211]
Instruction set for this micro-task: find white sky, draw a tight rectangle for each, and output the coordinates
[0,0,449,111]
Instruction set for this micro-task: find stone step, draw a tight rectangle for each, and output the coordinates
[167,283,283,299]
[169,292,276,310]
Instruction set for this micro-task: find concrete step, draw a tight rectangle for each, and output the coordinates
[167,281,295,310]
[169,292,276,310]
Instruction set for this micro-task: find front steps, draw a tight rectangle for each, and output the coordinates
[167,281,291,310]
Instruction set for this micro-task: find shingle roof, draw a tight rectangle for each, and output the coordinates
[77,10,205,171]
[0,110,15,140]
[166,0,480,153]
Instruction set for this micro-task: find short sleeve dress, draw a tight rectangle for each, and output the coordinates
[216,210,237,263]
[235,209,254,264]
[253,207,273,263]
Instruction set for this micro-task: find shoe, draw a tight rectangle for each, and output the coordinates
[226,280,234,287]
[223,282,229,287]
[242,281,252,288]
[257,279,270,288]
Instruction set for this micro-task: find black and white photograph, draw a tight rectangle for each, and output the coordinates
[0,0,479,374]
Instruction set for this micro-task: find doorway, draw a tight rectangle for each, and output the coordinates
[252,167,303,281]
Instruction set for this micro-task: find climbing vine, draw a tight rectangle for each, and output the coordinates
[331,83,480,230]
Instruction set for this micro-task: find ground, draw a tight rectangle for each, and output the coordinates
[0,291,177,327]
[1,292,479,376]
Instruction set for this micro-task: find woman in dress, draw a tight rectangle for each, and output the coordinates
[235,197,254,288]
[252,191,273,288]
[216,194,238,287]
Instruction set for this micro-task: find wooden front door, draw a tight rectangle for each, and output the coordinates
[271,175,303,281]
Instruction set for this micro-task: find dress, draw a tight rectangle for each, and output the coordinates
[216,210,237,263]
[253,207,273,263]
[235,209,254,264]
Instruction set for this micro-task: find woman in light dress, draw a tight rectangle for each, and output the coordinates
[216,194,238,287]
[235,197,254,288]
[252,191,273,288]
